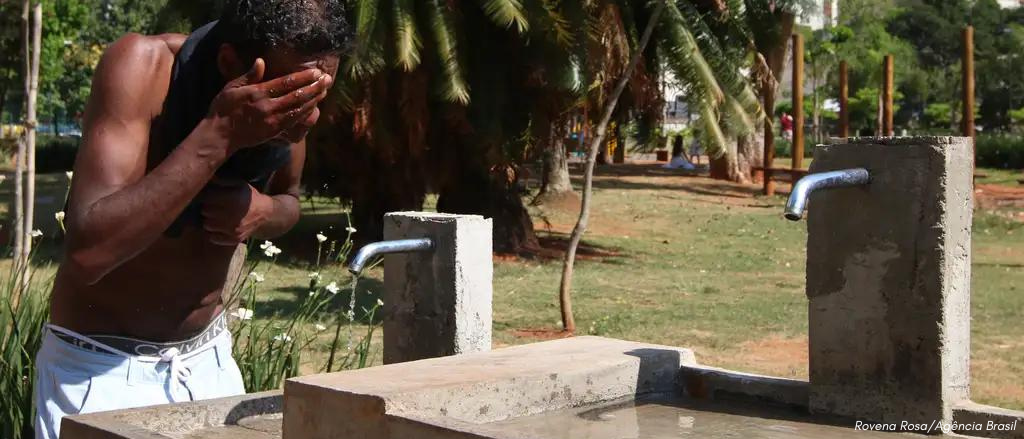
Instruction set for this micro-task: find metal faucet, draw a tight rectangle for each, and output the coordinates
[348,238,435,275]
[784,168,870,221]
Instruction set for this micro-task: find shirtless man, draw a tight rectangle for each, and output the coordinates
[34,1,350,437]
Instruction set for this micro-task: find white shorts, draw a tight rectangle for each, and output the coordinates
[34,317,245,439]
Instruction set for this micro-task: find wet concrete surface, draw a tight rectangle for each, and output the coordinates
[482,394,932,438]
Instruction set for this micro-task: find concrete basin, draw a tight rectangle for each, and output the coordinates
[63,336,1023,438]
[62,391,283,439]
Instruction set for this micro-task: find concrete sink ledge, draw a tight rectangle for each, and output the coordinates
[61,335,1024,439]
[283,336,697,439]
[62,391,283,439]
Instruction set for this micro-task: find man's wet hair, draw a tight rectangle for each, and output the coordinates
[219,0,353,59]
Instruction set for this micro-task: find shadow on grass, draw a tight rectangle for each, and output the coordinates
[575,175,764,199]
[256,276,385,324]
[510,231,625,263]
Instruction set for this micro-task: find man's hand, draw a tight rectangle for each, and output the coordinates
[200,183,275,246]
[206,58,333,152]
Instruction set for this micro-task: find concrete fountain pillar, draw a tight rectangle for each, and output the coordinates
[382,212,493,364]
[804,137,973,427]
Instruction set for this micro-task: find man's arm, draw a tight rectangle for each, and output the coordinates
[257,138,306,238]
[65,35,330,284]
[199,139,307,245]
[64,35,230,285]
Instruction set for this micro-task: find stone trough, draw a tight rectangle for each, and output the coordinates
[64,138,1024,438]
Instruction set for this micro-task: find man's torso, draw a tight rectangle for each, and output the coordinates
[50,33,246,342]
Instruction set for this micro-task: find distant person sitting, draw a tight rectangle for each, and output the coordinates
[663,135,695,170]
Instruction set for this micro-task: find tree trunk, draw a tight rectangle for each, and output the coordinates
[709,153,730,179]
[558,0,665,333]
[23,1,41,269]
[13,0,29,273]
[13,135,25,270]
[536,122,574,202]
[612,122,626,164]
[437,162,539,254]
[709,133,759,184]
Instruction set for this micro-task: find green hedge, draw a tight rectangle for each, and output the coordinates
[0,135,79,173]
[976,135,1024,169]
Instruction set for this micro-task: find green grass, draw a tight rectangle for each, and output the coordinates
[977,167,1024,186]
[5,168,1024,411]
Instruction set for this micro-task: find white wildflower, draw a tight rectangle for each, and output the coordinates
[315,324,327,331]
[261,241,282,257]
[54,211,65,222]
[30,229,42,238]
[231,307,253,321]
[316,232,327,243]
[326,282,340,294]
[308,272,321,280]
[376,299,384,307]
[65,171,73,180]
[248,271,265,283]
[345,226,357,234]
[272,333,292,343]
[308,291,315,297]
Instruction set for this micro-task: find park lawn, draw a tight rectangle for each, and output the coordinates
[4,168,1023,409]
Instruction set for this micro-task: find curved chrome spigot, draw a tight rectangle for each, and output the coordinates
[348,238,435,275]
[784,168,870,221]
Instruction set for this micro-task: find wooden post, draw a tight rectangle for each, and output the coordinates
[792,33,805,169]
[962,26,975,166]
[839,60,849,138]
[882,55,894,136]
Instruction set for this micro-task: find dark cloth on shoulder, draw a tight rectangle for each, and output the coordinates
[158,21,291,236]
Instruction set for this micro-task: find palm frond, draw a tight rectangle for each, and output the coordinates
[347,0,386,79]
[699,104,731,158]
[428,0,470,104]
[393,0,423,71]
[479,0,529,33]
[523,0,574,47]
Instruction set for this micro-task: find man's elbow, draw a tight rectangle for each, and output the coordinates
[63,238,114,286]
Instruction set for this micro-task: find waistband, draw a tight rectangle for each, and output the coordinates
[49,312,228,357]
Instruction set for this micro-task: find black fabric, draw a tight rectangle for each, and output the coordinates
[159,21,291,237]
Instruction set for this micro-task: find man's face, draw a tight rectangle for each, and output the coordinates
[259,48,340,143]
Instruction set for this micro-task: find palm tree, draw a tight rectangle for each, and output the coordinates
[152,0,766,253]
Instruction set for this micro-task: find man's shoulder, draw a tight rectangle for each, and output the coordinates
[103,33,184,68]
[91,33,185,116]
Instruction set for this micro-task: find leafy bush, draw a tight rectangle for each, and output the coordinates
[976,135,1024,169]
[1,262,53,439]
[772,138,814,159]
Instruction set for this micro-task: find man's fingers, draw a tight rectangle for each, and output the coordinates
[257,69,324,98]
[227,58,265,88]
[268,74,332,113]
[273,97,324,134]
